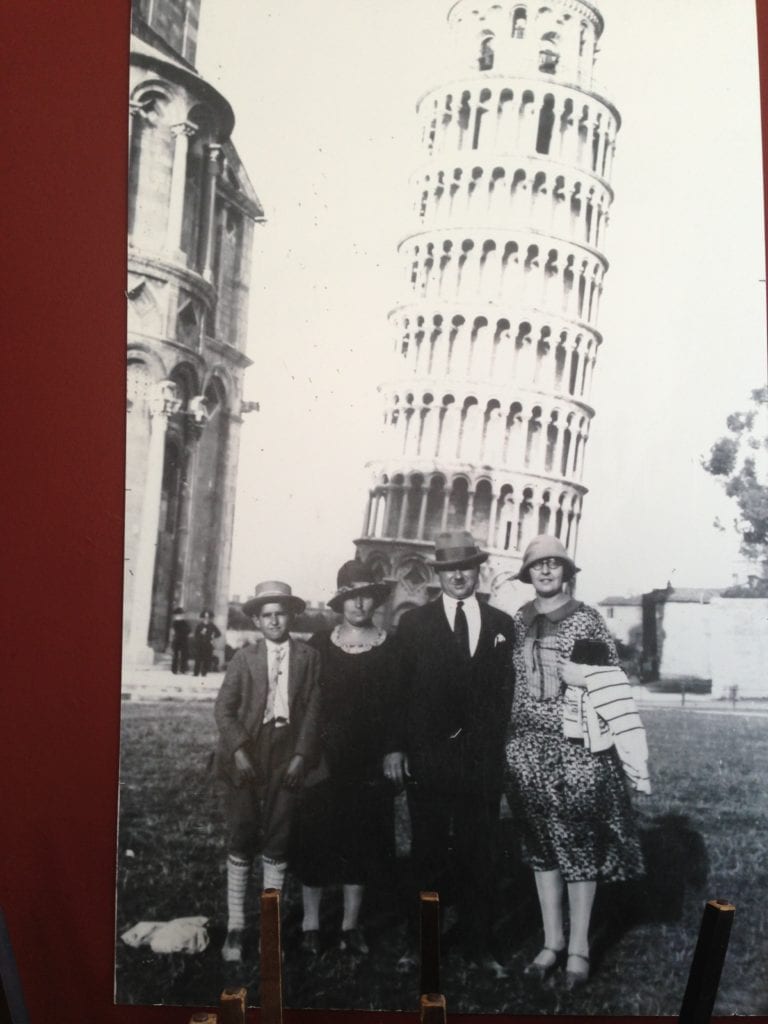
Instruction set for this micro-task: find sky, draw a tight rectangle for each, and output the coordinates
[195,0,767,607]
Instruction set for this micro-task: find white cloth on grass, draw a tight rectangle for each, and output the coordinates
[121,916,210,954]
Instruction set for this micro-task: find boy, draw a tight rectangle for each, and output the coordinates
[214,580,321,963]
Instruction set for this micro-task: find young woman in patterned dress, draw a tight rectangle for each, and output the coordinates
[505,535,645,989]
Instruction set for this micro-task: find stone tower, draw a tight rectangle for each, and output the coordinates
[355,0,620,618]
[124,0,263,664]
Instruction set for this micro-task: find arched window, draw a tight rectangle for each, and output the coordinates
[447,477,470,530]
[517,487,534,548]
[538,490,552,534]
[545,411,558,470]
[424,474,447,539]
[497,485,515,549]
[536,94,556,154]
[403,473,425,539]
[479,33,495,71]
[525,406,543,466]
[512,6,527,38]
[473,479,493,543]
[385,474,405,538]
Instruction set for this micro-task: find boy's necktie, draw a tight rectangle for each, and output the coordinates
[266,644,286,722]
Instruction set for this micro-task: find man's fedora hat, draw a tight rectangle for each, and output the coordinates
[429,530,489,571]
[517,534,580,583]
[328,560,392,613]
[242,581,306,618]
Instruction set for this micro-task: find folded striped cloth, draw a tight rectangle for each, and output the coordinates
[562,665,651,794]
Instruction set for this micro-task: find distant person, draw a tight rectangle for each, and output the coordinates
[193,609,221,677]
[292,561,400,957]
[170,606,190,674]
[384,531,515,977]
[505,535,648,991]
[213,581,322,964]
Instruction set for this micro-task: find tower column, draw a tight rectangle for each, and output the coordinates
[198,143,223,279]
[362,491,374,536]
[487,491,499,547]
[126,380,182,665]
[165,121,198,255]
[416,484,428,539]
[464,487,476,530]
[397,484,410,539]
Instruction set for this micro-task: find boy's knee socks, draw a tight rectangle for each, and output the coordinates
[226,854,251,931]
[262,856,287,892]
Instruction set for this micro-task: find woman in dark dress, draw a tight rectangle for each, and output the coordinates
[505,536,646,989]
[293,561,400,956]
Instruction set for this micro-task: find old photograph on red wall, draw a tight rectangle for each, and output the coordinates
[115,0,768,1015]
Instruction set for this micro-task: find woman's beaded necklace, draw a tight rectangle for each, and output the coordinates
[331,623,386,654]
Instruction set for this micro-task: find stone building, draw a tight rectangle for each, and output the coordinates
[355,0,620,617]
[124,0,263,664]
[600,585,768,699]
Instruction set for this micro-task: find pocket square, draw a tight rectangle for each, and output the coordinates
[494,634,507,647]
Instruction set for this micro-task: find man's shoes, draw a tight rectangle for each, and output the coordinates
[475,952,509,979]
[564,952,590,991]
[339,928,369,955]
[396,948,417,972]
[300,930,320,957]
[221,929,244,963]
[523,946,566,981]
[463,950,509,979]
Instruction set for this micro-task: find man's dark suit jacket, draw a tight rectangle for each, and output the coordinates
[391,597,515,794]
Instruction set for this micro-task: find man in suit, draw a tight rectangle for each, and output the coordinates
[214,580,321,963]
[384,531,515,975]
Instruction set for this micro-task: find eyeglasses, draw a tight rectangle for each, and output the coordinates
[529,558,563,572]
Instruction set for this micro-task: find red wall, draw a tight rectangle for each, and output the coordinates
[1,2,767,1023]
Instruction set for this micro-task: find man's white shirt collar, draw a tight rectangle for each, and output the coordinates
[441,592,481,656]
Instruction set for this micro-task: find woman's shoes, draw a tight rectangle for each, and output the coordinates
[564,952,590,990]
[523,946,566,980]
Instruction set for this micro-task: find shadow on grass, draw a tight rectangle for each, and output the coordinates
[591,812,709,968]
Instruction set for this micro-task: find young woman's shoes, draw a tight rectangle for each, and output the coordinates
[300,929,320,957]
[523,946,566,980]
[564,952,590,990]
[339,928,369,955]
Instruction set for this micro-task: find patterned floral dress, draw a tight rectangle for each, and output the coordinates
[505,599,644,882]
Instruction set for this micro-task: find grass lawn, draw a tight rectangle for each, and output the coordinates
[115,703,768,1014]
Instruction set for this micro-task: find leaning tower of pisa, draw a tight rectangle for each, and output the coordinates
[355,0,620,617]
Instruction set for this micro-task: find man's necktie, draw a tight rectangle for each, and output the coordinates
[454,600,470,658]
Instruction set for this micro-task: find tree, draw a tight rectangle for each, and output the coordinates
[702,386,768,573]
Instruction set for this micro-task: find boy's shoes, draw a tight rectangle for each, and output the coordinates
[221,929,244,963]
[339,928,369,956]
[300,930,320,957]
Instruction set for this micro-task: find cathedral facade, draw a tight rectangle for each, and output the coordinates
[355,0,620,617]
[124,0,262,663]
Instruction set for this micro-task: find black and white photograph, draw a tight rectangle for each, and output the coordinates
[117,0,768,1014]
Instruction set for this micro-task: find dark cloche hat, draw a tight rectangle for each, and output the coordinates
[242,581,306,618]
[428,530,489,571]
[328,560,392,613]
